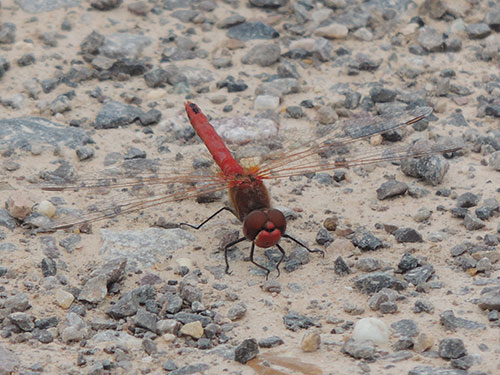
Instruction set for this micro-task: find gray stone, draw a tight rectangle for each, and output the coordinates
[94,101,144,129]
[393,228,423,243]
[400,154,449,186]
[376,179,408,200]
[351,229,383,251]
[334,256,351,276]
[398,252,419,271]
[354,272,407,294]
[408,366,468,375]
[463,213,485,230]
[0,22,16,44]
[438,338,466,359]
[283,312,320,331]
[14,0,80,12]
[466,23,491,39]
[258,336,284,348]
[355,257,381,272]
[404,264,434,285]
[418,26,443,52]
[0,117,88,151]
[101,33,152,59]
[234,338,259,364]
[414,299,434,314]
[227,302,247,321]
[135,308,157,333]
[440,310,485,331]
[0,209,16,230]
[226,22,279,41]
[457,192,481,208]
[342,338,375,359]
[478,286,500,310]
[391,319,418,337]
[241,43,280,67]
[4,293,31,312]
[169,363,209,375]
[8,312,35,332]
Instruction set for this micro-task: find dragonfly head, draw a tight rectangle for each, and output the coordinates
[243,208,286,248]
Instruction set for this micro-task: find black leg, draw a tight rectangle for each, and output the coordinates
[223,236,246,275]
[275,243,286,277]
[180,207,234,230]
[249,241,271,279]
[283,234,325,257]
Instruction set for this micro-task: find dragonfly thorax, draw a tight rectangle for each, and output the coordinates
[242,208,286,248]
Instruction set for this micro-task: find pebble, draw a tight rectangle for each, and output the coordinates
[342,338,375,360]
[376,179,408,200]
[351,229,383,251]
[413,208,432,222]
[241,43,280,66]
[226,22,279,41]
[314,23,348,39]
[393,227,423,243]
[234,338,259,364]
[301,331,321,352]
[404,264,434,285]
[334,256,351,276]
[180,321,204,339]
[457,192,481,208]
[351,318,389,344]
[283,312,320,331]
[440,310,485,331]
[438,338,467,359]
[227,302,247,321]
[5,193,32,220]
[354,272,407,293]
[254,95,280,110]
[258,336,284,348]
[414,299,434,314]
[463,213,485,230]
[413,333,434,353]
[35,200,56,218]
[478,286,500,310]
[55,289,75,309]
[391,319,418,337]
[355,257,381,272]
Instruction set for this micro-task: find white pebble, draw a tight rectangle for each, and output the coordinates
[36,200,56,218]
[352,317,390,344]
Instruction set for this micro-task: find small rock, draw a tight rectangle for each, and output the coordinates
[355,257,381,272]
[258,336,284,348]
[334,256,351,275]
[440,310,485,331]
[9,312,35,332]
[234,338,259,364]
[466,23,491,39]
[351,229,383,251]
[414,299,434,314]
[352,318,389,344]
[55,289,75,309]
[398,252,419,271]
[457,192,481,208]
[391,319,418,337]
[376,179,408,200]
[404,264,434,285]
[438,338,467,359]
[413,333,434,353]
[241,43,280,66]
[6,193,33,220]
[180,321,204,339]
[463,213,485,230]
[227,302,247,321]
[354,272,407,293]
[342,338,375,360]
[301,331,321,352]
[393,227,423,243]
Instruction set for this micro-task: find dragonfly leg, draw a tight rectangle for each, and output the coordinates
[283,234,325,257]
[275,243,286,277]
[249,241,272,279]
[180,207,234,230]
[223,236,246,275]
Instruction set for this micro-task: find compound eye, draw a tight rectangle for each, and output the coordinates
[266,209,286,234]
[243,210,267,240]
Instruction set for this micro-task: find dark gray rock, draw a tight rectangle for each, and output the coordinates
[466,23,491,39]
[478,286,500,310]
[351,229,383,251]
[234,338,259,364]
[0,209,16,230]
[380,301,398,314]
[400,154,449,186]
[0,22,16,44]
[144,68,168,87]
[75,146,94,161]
[438,338,467,359]
[393,227,423,243]
[258,335,284,348]
[283,312,320,331]
[41,258,57,277]
[376,180,408,200]
[370,87,397,103]
[450,355,474,370]
[475,197,499,220]
[485,9,500,31]
[391,319,418,337]
[166,294,183,314]
[0,117,88,151]
[349,53,381,71]
[249,0,287,8]
[334,256,351,276]
[134,308,157,333]
[463,213,485,230]
[354,272,407,294]
[94,101,144,129]
[342,338,375,360]
[33,328,55,343]
[398,252,419,272]
[173,312,211,327]
[227,22,279,41]
[440,310,485,331]
[9,312,35,332]
[457,192,481,208]
[414,299,434,314]
[404,264,434,285]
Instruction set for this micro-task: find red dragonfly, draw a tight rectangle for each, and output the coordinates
[36,102,453,277]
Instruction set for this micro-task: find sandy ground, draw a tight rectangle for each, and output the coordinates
[0,0,499,374]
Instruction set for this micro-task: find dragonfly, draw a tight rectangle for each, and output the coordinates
[32,101,456,277]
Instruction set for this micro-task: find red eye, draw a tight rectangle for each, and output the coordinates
[243,210,267,240]
[267,209,286,234]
